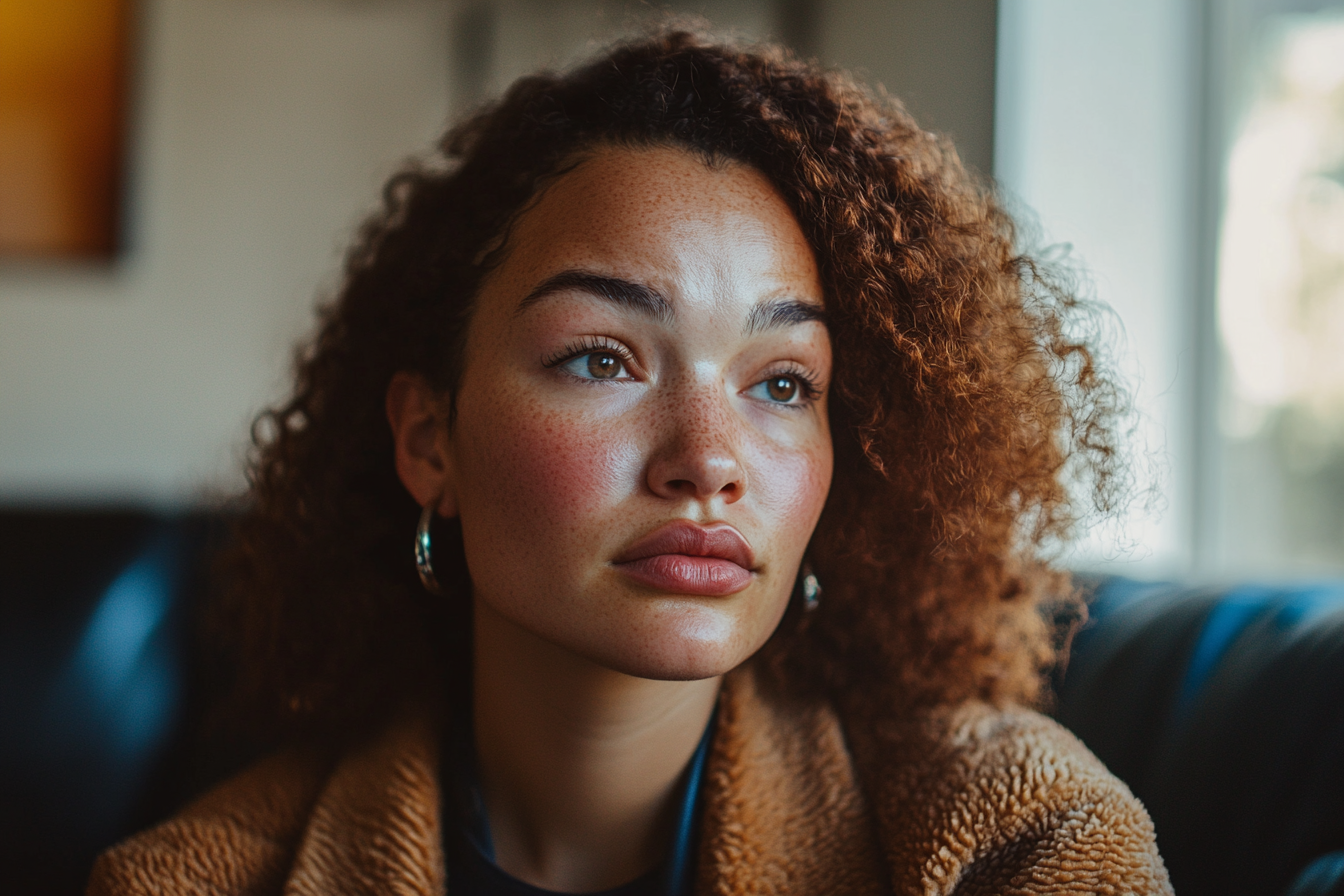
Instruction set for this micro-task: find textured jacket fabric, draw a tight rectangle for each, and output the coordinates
[88,664,1172,895]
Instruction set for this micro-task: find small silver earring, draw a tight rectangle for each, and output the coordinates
[798,561,821,612]
[415,503,441,595]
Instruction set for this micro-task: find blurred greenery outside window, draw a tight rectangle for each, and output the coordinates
[1218,10,1344,574]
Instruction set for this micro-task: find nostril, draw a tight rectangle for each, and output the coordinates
[667,479,697,496]
[661,478,741,499]
[648,451,747,501]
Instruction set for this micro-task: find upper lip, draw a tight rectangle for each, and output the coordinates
[613,521,756,570]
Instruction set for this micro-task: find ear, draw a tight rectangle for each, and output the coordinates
[386,371,459,519]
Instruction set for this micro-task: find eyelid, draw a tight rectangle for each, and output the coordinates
[542,336,636,370]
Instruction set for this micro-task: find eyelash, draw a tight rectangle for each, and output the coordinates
[543,338,822,405]
[542,337,634,371]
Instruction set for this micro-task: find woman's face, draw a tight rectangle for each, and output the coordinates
[447,144,832,680]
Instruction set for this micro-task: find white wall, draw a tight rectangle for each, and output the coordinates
[0,0,454,506]
[995,0,1200,575]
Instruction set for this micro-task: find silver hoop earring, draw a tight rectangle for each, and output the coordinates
[415,503,441,595]
[797,561,821,612]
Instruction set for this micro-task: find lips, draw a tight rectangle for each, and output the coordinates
[612,521,755,596]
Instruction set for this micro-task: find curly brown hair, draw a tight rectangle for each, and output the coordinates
[215,28,1124,738]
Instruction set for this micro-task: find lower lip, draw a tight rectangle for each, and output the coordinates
[614,555,752,596]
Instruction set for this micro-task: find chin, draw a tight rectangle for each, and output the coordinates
[583,598,782,682]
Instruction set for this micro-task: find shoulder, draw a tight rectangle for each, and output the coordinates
[87,710,443,896]
[842,698,1173,894]
[86,745,333,896]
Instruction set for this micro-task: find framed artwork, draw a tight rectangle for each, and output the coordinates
[0,0,132,258]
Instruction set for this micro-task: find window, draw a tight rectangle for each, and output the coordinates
[1216,11,1344,576]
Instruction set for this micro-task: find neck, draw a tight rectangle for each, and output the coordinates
[470,600,721,893]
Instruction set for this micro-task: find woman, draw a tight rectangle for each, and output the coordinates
[91,29,1169,895]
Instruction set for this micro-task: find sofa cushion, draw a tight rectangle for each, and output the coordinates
[1057,577,1344,896]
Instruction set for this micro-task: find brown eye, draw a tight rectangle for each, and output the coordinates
[766,376,797,402]
[586,352,621,379]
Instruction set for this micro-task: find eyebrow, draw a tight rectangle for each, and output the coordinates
[516,271,673,323]
[743,298,827,335]
[514,268,826,333]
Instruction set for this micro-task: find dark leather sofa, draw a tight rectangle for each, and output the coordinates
[3,509,1343,895]
[1057,577,1344,895]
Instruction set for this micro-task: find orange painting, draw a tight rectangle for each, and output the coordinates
[0,0,131,258]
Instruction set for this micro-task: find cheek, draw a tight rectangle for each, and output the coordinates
[456,392,640,537]
[749,436,833,547]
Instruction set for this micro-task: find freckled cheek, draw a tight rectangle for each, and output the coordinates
[749,441,833,545]
[461,403,644,533]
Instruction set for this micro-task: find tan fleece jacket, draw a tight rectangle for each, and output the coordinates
[88,664,1172,895]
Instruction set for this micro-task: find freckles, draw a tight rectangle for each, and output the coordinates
[476,401,642,527]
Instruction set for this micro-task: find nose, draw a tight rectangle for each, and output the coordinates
[646,386,747,504]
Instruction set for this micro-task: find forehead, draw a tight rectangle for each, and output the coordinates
[491,144,821,307]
